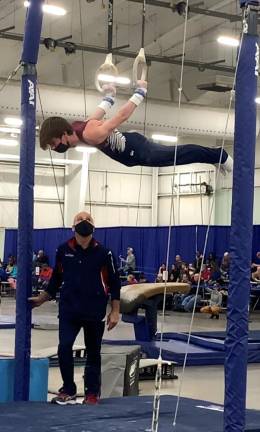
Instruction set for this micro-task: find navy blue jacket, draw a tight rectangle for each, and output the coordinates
[46,237,121,320]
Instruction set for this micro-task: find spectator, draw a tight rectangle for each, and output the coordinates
[119,247,136,274]
[251,266,260,283]
[156,263,167,282]
[193,251,203,272]
[181,273,203,312]
[127,274,138,285]
[6,256,15,275]
[174,255,183,270]
[220,252,230,280]
[206,252,218,269]
[201,264,212,282]
[139,272,147,283]
[168,264,180,282]
[7,259,17,290]
[179,262,189,281]
[201,284,222,319]
[251,251,260,272]
[35,249,49,268]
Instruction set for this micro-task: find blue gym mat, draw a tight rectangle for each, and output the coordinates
[103,329,260,366]
[0,396,259,432]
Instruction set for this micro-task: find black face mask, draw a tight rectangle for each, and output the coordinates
[53,142,70,153]
[74,220,94,237]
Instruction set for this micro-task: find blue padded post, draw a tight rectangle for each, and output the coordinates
[14,0,43,401]
[224,4,258,432]
[240,1,259,6]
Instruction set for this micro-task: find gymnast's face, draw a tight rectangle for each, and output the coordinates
[51,132,78,152]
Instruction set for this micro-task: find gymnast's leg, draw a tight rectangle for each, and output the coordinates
[122,132,233,173]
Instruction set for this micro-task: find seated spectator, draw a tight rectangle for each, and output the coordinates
[206,252,218,269]
[201,264,212,282]
[220,252,230,281]
[0,262,7,281]
[139,272,147,283]
[127,274,138,285]
[168,264,180,282]
[156,263,168,282]
[173,273,203,312]
[181,273,191,283]
[201,284,222,319]
[188,263,195,279]
[34,249,49,268]
[251,251,260,273]
[181,273,203,312]
[251,266,260,283]
[119,247,136,274]
[6,255,16,275]
[179,262,189,281]
[6,259,17,290]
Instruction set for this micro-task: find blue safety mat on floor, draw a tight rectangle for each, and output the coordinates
[0,396,260,432]
[185,330,260,342]
[103,331,260,365]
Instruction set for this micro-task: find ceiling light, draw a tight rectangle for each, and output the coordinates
[152,134,178,143]
[4,117,22,127]
[217,36,239,47]
[97,74,131,86]
[0,138,18,147]
[0,127,21,134]
[76,146,97,154]
[24,1,67,16]
[255,97,260,104]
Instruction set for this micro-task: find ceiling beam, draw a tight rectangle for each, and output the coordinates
[0,31,235,74]
[127,0,244,22]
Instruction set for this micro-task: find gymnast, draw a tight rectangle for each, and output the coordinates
[39,80,233,174]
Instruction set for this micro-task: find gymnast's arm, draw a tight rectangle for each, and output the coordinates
[83,80,148,146]
[88,84,117,121]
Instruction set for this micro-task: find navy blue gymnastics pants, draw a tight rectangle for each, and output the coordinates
[58,316,105,396]
[100,132,228,168]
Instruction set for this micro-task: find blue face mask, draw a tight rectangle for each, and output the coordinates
[53,142,70,153]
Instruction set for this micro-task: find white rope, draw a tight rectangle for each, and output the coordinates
[148,3,191,432]
[148,4,246,431]
[172,28,245,430]
[0,63,22,93]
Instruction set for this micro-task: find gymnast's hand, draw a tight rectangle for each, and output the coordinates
[101,83,116,98]
[107,310,120,331]
[136,80,147,90]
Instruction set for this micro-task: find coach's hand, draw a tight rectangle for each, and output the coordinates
[28,291,50,308]
[107,310,120,331]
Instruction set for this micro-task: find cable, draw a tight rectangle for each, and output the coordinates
[136,66,149,226]
[149,2,191,430]
[172,24,244,432]
[37,86,65,227]
[79,0,93,214]
[0,63,22,93]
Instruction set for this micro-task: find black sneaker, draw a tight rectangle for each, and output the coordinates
[51,390,77,405]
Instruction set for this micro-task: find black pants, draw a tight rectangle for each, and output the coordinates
[100,132,229,168]
[58,316,105,396]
